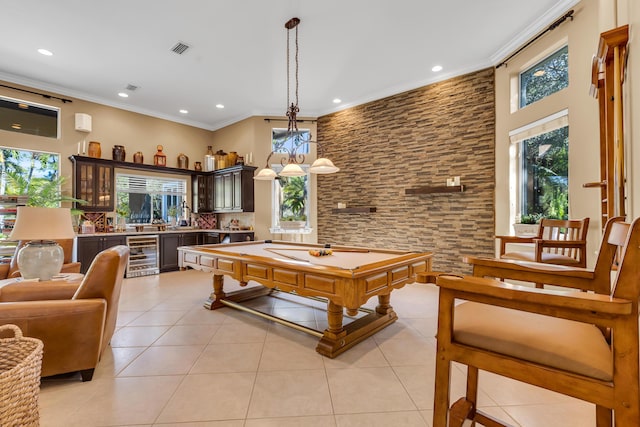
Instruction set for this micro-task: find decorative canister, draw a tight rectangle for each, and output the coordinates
[112,145,126,162]
[215,150,227,169]
[236,156,244,165]
[177,153,189,169]
[204,145,215,172]
[87,141,101,158]
[227,151,238,166]
[194,161,202,171]
[133,151,144,164]
[154,145,167,166]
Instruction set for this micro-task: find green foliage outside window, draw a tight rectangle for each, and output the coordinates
[520,45,568,108]
[278,175,308,222]
[521,126,569,220]
[0,148,85,209]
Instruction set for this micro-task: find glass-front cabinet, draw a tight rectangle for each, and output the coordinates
[72,158,114,211]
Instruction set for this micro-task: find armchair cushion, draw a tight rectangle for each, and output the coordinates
[454,301,613,381]
[502,250,583,265]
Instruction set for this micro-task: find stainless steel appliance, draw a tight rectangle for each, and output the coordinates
[126,235,159,277]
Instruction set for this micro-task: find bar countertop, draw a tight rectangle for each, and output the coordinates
[76,228,253,237]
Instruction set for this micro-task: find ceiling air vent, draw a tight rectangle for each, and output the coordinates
[171,42,190,55]
[125,84,139,91]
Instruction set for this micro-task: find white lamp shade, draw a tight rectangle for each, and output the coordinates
[253,167,278,180]
[9,206,76,241]
[279,163,306,177]
[309,158,340,174]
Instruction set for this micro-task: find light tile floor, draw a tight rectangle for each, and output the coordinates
[38,269,595,426]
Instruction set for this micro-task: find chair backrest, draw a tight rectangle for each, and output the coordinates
[589,216,628,296]
[611,217,640,301]
[73,245,130,355]
[538,218,589,259]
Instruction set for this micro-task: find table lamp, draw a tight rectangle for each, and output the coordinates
[8,206,76,280]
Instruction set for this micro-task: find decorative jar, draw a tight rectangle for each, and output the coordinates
[112,145,126,162]
[87,141,101,158]
[133,151,144,164]
[177,153,189,169]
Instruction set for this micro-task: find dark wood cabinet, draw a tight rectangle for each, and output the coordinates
[160,232,200,272]
[71,158,114,211]
[77,235,126,273]
[213,166,256,213]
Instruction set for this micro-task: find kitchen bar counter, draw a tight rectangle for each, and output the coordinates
[74,228,255,275]
[76,228,253,237]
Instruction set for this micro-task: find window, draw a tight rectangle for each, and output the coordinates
[0,96,60,138]
[519,45,568,108]
[271,165,310,229]
[115,173,187,224]
[0,146,61,205]
[510,111,569,221]
[272,128,310,154]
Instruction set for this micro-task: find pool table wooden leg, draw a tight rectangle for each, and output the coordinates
[376,293,393,315]
[325,300,347,338]
[204,274,226,310]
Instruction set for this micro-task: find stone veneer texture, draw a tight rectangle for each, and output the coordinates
[316,67,495,275]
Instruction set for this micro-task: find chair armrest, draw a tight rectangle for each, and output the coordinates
[436,274,631,317]
[0,263,9,279]
[60,262,82,274]
[0,299,106,377]
[463,255,596,291]
[0,281,81,302]
[495,235,535,256]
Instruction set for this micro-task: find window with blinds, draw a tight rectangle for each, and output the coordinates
[115,173,187,224]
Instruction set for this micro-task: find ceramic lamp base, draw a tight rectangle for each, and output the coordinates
[17,240,64,281]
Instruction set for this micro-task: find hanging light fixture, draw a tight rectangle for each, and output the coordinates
[254,17,339,181]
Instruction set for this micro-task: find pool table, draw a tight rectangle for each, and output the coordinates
[178,240,432,358]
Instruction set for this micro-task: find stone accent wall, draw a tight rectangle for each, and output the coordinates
[316,68,495,274]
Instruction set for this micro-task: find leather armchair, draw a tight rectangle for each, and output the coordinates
[0,245,129,381]
[0,239,81,279]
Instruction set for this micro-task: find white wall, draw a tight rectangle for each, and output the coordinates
[495,0,640,265]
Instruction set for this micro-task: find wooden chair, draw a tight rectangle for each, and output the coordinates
[466,217,624,293]
[433,216,639,427]
[498,217,590,268]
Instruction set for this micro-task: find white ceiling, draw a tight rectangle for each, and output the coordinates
[1,0,578,131]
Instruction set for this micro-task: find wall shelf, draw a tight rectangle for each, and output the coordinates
[332,207,377,214]
[405,185,465,195]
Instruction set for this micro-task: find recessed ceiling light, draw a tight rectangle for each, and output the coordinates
[432,65,443,72]
[333,98,342,104]
[118,92,129,98]
[179,109,188,114]
[37,48,53,56]
[215,104,224,109]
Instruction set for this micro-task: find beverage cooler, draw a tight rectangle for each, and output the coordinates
[126,235,159,277]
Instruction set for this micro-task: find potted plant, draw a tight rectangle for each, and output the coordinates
[115,202,130,232]
[513,213,541,236]
[167,205,179,226]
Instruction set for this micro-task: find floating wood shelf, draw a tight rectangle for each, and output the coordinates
[332,207,377,214]
[405,185,465,195]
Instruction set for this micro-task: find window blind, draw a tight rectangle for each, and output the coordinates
[509,109,568,144]
[116,173,187,196]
